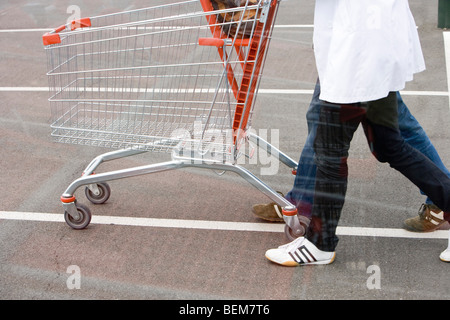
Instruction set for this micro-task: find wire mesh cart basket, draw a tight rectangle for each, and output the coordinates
[43,0,306,239]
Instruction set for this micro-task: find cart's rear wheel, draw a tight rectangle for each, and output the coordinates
[64,203,92,230]
[284,224,306,242]
[85,182,111,204]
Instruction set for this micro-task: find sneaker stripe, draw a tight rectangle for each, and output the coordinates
[289,245,317,264]
[289,251,303,263]
[430,211,444,225]
[300,246,317,262]
[273,205,283,219]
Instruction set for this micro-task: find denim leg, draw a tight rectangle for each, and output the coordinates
[288,89,450,222]
[367,120,450,213]
[306,103,364,252]
[397,92,450,205]
[285,81,321,218]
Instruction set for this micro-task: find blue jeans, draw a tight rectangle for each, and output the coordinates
[285,81,450,218]
[306,92,450,251]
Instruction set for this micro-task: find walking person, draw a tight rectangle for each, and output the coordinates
[253,82,450,233]
[265,0,450,266]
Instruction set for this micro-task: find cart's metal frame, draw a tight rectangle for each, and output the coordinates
[43,0,305,239]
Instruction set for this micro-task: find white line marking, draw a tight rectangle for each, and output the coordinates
[0,86,446,97]
[397,90,449,97]
[0,211,447,239]
[0,87,48,92]
[274,25,314,28]
[0,28,52,33]
[0,25,314,33]
[443,31,450,110]
[336,226,447,239]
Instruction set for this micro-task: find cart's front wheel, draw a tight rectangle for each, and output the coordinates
[64,203,92,230]
[85,182,111,204]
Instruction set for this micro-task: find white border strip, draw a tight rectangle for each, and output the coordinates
[443,31,450,109]
[0,211,447,239]
[0,25,314,33]
[0,28,52,33]
[0,86,446,97]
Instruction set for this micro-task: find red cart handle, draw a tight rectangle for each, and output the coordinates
[198,37,226,47]
[43,17,91,46]
[198,37,249,47]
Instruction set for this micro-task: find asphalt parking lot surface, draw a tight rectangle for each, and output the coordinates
[0,0,449,302]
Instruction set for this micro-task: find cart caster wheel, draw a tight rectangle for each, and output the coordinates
[85,182,111,204]
[64,203,92,230]
[284,224,306,242]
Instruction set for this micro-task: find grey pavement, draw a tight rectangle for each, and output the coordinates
[0,0,449,302]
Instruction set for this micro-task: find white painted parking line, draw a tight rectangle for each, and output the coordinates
[443,31,450,109]
[0,87,48,92]
[0,28,52,32]
[0,25,314,33]
[0,211,447,239]
[0,86,447,97]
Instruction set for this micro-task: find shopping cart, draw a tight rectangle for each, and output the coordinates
[42,0,306,240]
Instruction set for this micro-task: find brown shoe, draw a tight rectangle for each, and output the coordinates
[252,202,285,222]
[403,203,447,232]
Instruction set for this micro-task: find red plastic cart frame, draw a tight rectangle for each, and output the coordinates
[42,18,91,46]
[198,0,278,133]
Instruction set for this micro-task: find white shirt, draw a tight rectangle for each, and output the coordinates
[313,0,425,103]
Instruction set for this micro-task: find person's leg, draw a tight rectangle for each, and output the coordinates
[252,80,321,222]
[266,93,450,266]
[397,92,450,202]
[305,92,450,258]
[290,90,450,215]
[396,93,450,231]
[284,80,321,218]
[265,101,363,266]
[368,121,450,212]
[364,93,450,214]
[305,102,364,251]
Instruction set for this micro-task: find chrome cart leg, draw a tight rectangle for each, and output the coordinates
[82,147,148,176]
[81,147,149,204]
[61,199,80,221]
[248,132,298,174]
[60,160,184,229]
[185,161,305,239]
[61,196,91,230]
[241,134,307,239]
[63,160,183,198]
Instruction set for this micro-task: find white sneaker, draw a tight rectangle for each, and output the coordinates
[265,237,335,267]
[439,230,450,262]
